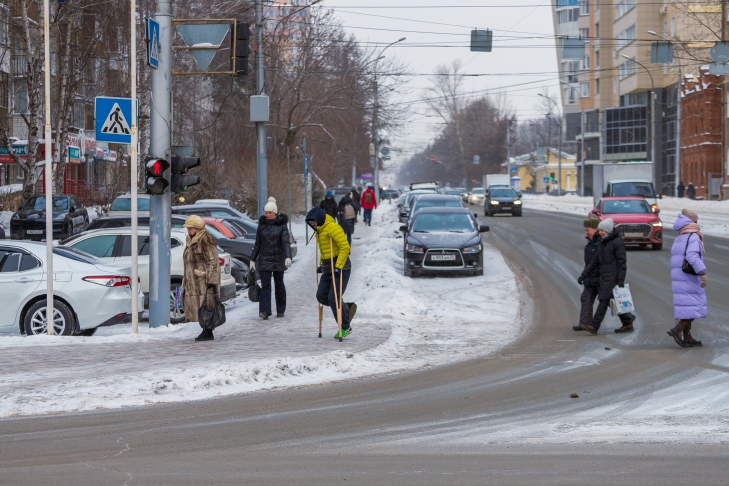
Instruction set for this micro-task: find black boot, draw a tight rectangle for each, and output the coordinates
[195,328,214,341]
[683,321,703,347]
[667,320,689,348]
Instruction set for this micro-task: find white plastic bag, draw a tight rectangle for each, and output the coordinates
[612,284,635,315]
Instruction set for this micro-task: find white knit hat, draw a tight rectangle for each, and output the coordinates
[264,196,278,213]
[597,218,614,233]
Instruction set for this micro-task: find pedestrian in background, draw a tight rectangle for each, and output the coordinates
[337,192,356,245]
[677,181,685,198]
[182,215,221,341]
[360,185,377,226]
[320,190,337,219]
[667,209,707,348]
[687,182,696,200]
[578,218,636,335]
[250,197,292,320]
[573,218,601,332]
[305,206,357,339]
[350,186,361,222]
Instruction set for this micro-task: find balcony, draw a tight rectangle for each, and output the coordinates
[11,55,26,77]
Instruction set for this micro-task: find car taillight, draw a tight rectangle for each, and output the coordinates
[83,276,132,287]
[219,258,225,266]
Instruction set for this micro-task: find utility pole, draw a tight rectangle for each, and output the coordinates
[149,0,172,328]
[255,0,267,216]
[506,123,512,187]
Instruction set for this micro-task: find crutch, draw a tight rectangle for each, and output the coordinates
[316,242,323,338]
[329,236,343,342]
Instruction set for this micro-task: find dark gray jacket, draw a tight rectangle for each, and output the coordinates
[250,214,292,272]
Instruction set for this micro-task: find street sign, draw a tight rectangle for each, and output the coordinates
[511,167,517,173]
[380,146,390,156]
[473,155,480,165]
[369,143,375,156]
[542,177,550,184]
[146,18,160,69]
[95,97,134,144]
[303,154,309,178]
[710,42,729,64]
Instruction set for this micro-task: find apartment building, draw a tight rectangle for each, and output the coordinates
[264,0,311,61]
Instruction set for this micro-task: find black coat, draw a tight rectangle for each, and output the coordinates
[582,229,627,300]
[350,190,361,210]
[677,183,685,198]
[250,214,292,272]
[337,196,355,235]
[581,233,601,288]
[320,198,338,218]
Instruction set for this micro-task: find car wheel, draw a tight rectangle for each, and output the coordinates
[652,243,662,251]
[24,299,75,336]
[76,328,97,337]
[170,283,185,324]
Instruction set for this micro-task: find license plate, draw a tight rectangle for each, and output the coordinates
[625,232,643,238]
[27,230,44,235]
[431,255,456,261]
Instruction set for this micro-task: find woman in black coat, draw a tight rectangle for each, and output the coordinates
[249,197,292,320]
[578,218,636,334]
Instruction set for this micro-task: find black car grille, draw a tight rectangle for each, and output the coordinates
[423,249,463,268]
[617,224,651,238]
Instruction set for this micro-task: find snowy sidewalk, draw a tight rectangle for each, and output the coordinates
[0,206,522,417]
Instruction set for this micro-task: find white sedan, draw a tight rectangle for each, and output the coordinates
[0,241,143,336]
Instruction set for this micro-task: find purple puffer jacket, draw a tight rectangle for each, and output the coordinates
[671,214,707,319]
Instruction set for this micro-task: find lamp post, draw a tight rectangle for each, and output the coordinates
[561,82,585,196]
[372,37,405,202]
[538,93,562,193]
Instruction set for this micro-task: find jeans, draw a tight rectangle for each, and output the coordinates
[259,270,286,315]
[592,298,634,329]
[579,286,599,326]
[346,233,352,245]
[316,269,351,329]
[363,208,372,223]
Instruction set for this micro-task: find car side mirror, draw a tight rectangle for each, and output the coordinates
[70,206,76,212]
[399,225,407,232]
[517,192,522,198]
[479,225,490,233]
[590,209,599,216]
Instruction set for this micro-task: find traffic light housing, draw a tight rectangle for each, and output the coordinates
[232,21,253,75]
[145,157,170,195]
[171,155,201,193]
[550,172,555,181]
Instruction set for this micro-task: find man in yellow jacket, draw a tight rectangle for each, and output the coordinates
[306,207,357,338]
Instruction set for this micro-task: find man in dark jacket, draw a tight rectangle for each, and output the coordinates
[578,218,636,334]
[686,182,696,200]
[350,186,361,221]
[250,197,292,319]
[677,181,685,198]
[319,190,338,219]
[573,218,601,331]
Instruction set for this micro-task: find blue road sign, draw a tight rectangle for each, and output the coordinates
[304,154,309,178]
[95,97,133,144]
[146,18,160,69]
[542,177,550,184]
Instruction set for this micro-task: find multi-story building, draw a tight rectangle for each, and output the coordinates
[264,0,311,62]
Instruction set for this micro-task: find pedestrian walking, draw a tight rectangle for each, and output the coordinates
[337,192,356,245]
[319,190,338,219]
[182,215,221,341]
[573,218,601,332]
[305,206,357,339]
[686,182,696,200]
[360,185,377,226]
[667,209,707,348]
[677,181,685,198]
[350,186,361,222]
[577,218,636,334]
[249,197,292,320]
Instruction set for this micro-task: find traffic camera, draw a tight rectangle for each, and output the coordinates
[145,157,170,195]
[171,155,201,193]
[232,21,253,76]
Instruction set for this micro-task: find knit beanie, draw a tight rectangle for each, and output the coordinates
[583,218,599,229]
[325,190,333,198]
[264,196,278,213]
[681,208,698,223]
[597,218,614,233]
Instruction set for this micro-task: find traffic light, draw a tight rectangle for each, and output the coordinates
[145,157,170,195]
[171,155,201,193]
[232,21,253,75]
[430,156,436,163]
[550,172,555,181]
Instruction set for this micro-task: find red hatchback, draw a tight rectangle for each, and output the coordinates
[589,197,663,250]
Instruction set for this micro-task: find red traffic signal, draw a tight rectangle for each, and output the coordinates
[430,156,435,163]
[145,157,170,195]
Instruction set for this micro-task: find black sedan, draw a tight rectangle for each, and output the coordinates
[400,207,489,277]
[485,188,522,217]
[10,194,88,240]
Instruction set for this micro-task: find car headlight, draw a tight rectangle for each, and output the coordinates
[514,200,522,205]
[462,244,481,254]
[490,200,499,205]
[405,244,425,254]
[651,221,663,227]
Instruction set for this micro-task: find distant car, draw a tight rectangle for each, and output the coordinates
[468,187,486,206]
[400,207,489,277]
[442,188,464,196]
[10,194,88,241]
[399,190,434,223]
[381,189,400,200]
[0,241,143,336]
[589,197,663,250]
[485,188,522,217]
[407,194,465,225]
[172,204,255,223]
[107,193,151,216]
[409,182,439,192]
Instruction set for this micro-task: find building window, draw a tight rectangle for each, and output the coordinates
[615,24,636,54]
[618,58,636,80]
[12,78,27,113]
[580,81,590,97]
[595,50,599,67]
[557,8,580,24]
[556,0,579,7]
[0,5,8,46]
[596,79,600,95]
[579,0,589,16]
[579,27,589,41]
[565,86,578,104]
[565,60,580,83]
[0,72,8,109]
[604,106,647,155]
[615,0,636,21]
[581,54,590,71]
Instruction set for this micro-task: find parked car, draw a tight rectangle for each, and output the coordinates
[442,188,465,196]
[172,203,255,223]
[589,196,663,250]
[381,189,400,201]
[399,190,434,223]
[107,193,151,216]
[61,227,237,323]
[0,241,143,336]
[10,194,88,241]
[400,207,490,277]
[485,188,522,217]
[407,194,465,225]
[468,187,486,206]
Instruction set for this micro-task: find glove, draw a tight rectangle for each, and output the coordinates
[700,274,707,288]
[317,265,323,274]
[618,282,625,288]
[249,261,255,272]
[333,268,341,275]
[193,268,205,277]
[285,258,292,269]
[577,275,585,285]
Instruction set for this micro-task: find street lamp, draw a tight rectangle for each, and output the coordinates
[373,37,406,201]
[621,54,656,185]
[561,82,585,196]
[537,93,562,193]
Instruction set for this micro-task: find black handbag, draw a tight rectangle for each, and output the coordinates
[198,287,226,330]
[246,270,261,302]
[681,234,700,275]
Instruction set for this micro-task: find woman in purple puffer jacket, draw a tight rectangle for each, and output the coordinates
[667,209,707,348]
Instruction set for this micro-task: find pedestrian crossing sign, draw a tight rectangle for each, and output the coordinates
[95,97,134,144]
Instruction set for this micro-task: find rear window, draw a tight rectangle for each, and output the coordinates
[54,246,101,264]
[110,197,151,211]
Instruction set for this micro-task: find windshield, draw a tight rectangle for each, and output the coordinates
[23,196,68,212]
[406,192,430,205]
[490,189,517,198]
[611,182,656,198]
[110,197,151,211]
[603,199,652,214]
[472,188,485,195]
[412,213,476,233]
[412,200,462,213]
[54,246,101,264]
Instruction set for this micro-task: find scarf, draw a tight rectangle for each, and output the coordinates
[186,228,207,248]
[679,223,705,254]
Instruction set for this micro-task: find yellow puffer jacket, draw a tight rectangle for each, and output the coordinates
[315,214,350,269]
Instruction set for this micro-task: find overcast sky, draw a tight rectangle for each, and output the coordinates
[322,0,559,164]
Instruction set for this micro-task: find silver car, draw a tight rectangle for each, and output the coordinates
[0,241,143,336]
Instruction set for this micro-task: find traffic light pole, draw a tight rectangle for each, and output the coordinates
[149,0,173,328]
[255,0,267,216]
